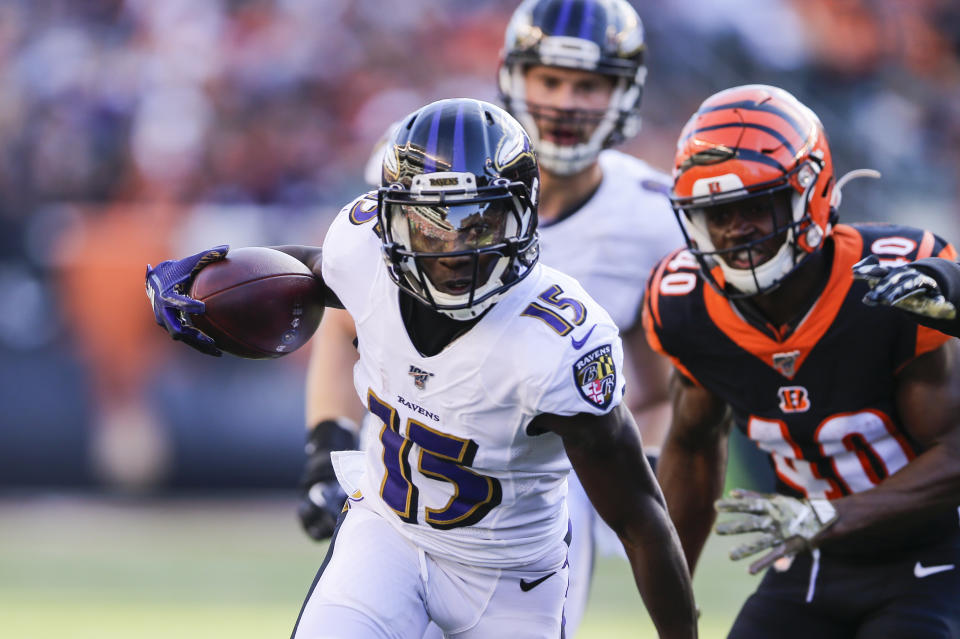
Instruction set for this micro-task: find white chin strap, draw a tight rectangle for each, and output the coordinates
[533,138,602,176]
[712,167,878,295]
[720,240,797,295]
[683,180,816,295]
[831,168,882,209]
[683,212,800,295]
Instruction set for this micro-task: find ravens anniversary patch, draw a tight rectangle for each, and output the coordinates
[573,344,617,409]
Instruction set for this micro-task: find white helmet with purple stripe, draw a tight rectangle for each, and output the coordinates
[498,0,647,176]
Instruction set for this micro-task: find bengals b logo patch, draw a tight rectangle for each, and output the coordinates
[778,386,810,413]
[574,344,617,410]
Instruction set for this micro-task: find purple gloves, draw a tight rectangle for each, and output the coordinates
[145,245,229,356]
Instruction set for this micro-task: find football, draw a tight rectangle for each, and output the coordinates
[188,247,325,359]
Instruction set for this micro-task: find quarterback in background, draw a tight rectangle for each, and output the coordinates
[646,84,960,637]
[299,2,680,634]
[148,98,697,638]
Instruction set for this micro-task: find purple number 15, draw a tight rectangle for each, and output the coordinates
[367,390,502,530]
[521,284,587,336]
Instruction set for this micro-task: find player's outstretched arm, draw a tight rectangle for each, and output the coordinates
[656,372,731,574]
[146,245,342,357]
[813,340,960,552]
[539,402,698,639]
[854,255,960,336]
[305,309,364,429]
[270,245,344,309]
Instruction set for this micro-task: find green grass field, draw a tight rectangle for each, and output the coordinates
[0,496,756,638]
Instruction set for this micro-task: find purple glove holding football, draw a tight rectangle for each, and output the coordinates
[145,245,229,356]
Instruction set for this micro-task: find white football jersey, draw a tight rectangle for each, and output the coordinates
[538,149,682,331]
[322,193,625,568]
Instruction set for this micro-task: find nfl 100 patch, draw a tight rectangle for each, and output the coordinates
[408,365,434,390]
[573,344,617,409]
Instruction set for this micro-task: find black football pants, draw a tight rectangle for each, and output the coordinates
[728,537,960,639]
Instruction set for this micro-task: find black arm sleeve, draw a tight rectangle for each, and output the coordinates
[269,245,345,309]
[300,418,360,488]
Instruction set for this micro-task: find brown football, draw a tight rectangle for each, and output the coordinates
[188,247,325,359]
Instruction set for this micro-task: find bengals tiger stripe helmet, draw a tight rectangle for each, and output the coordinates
[670,85,836,297]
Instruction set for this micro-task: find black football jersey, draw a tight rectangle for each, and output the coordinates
[644,223,956,500]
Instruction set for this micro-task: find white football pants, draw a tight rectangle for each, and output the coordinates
[292,503,570,638]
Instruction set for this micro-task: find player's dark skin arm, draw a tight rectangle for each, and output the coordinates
[270,245,344,309]
[814,340,960,551]
[656,372,731,574]
[535,402,698,639]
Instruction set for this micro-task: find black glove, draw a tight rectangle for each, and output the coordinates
[297,418,359,541]
[853,255,957,320]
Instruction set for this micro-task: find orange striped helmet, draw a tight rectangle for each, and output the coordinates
[670,85,835,297]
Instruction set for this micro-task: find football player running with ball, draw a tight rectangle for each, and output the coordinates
[147,98,697,639]
[645,84,960,638]
[299,2,680,634]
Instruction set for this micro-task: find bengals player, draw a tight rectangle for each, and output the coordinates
[646,85,960,638]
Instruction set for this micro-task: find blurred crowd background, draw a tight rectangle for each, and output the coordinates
[2,0,959,492]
